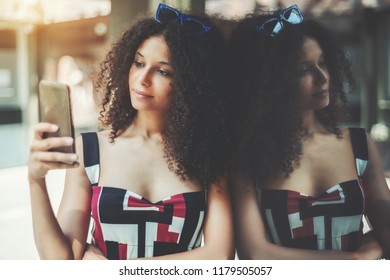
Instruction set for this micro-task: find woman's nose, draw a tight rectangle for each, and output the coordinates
[139,69,152,87]
[316,67,329,85]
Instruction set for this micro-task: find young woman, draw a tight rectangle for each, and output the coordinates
[229,4,390,259]
[28,3,234,260]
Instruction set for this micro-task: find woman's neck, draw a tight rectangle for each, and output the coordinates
[128,111,165,140]
[301,110,326,137]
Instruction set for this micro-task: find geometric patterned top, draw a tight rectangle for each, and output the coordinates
[258,128,368,251]
[81,132,206,260]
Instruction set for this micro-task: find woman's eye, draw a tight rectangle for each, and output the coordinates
[158,69,172,77]
[296,65,309,75]
[134,61,144,67]
[319,59,327,69]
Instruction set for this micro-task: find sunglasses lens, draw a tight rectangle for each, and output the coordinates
[183,19,205,35]
[284,8,302,24]
[157,7,178,23]
[256,5,303,37]
[263,19,283,35]
[155,4,210,36]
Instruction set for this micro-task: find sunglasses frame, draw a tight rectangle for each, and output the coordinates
[155,3,212,36]
[256,4,304,37]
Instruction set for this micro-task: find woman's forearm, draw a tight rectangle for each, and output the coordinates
[29,177,74,259]
[238,237,382,260]
[140,243,234,260]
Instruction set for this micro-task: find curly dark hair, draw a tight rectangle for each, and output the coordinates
[94,12,230,188]
[228,11,355,186]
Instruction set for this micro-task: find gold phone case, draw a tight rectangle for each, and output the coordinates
[38,80,75,153]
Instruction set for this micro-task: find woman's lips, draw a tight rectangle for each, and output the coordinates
[313,90,329,97]
[133,89,153,98]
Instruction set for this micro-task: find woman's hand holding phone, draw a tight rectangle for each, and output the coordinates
[28,122,79,182]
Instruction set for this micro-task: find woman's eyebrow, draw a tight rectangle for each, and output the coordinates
[136,51,171,66]
[159,61,171,66]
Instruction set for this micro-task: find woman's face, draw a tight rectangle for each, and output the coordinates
[129,35,173,113]
[295,37,330,111]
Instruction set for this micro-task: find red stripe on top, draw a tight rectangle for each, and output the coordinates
[91,186,107,256]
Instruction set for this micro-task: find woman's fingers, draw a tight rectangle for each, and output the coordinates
[39,160,79,170]
[31,151,78,165]
[30,136,74,152]
[28,122,79,181]
[30,122,75,155]
[28,150,79,181]
[33,122,58,140]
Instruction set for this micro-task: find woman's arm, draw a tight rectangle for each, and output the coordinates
[231,173,382,260]
[28,123,91,259]
[362,133,390,257]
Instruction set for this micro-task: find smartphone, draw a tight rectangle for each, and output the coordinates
[38,80,75,154]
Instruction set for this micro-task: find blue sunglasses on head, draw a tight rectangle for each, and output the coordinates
[256,4,304,37]
[155,3,212,36]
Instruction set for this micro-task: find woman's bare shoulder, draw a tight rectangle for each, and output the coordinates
[96,130,110,137]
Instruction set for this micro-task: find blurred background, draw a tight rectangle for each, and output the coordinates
[0,0,389,259]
